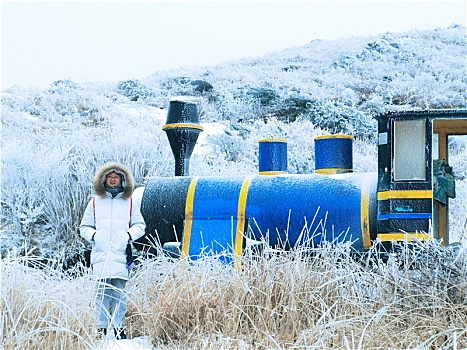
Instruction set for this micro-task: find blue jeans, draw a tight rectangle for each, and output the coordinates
[95,278,127,329]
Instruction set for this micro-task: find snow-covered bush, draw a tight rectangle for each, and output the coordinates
[116,79,156,102]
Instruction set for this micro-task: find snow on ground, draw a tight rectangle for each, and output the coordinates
[98,336,153,350]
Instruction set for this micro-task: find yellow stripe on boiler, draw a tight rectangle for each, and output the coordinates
[181,177,199,260]
[234,175,253,271]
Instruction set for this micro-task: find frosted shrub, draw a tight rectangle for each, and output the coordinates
[210,89,263,123]
[1,253,98,350]
[272,93,320,122]
[353,138,378,173]
[307,100,377,141]
[2,80,114,126]
[1,133,96,260]
[116,79,157,102]
[359,94,387,116]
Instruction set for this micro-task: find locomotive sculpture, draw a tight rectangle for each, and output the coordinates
[133,98,467,266]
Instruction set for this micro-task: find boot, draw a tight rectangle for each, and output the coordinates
[97,328,107,338]
[114,328,127,340]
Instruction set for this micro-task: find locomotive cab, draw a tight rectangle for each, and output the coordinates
[377,110,467,247]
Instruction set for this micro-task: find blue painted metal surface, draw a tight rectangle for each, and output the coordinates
[258,138,288,174]
[245,173,376,251]
[188,177,245,259]
[174,172,377,259]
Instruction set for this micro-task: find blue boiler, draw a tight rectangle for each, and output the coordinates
[136,172,378,260]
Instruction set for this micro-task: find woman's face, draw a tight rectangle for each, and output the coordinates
[105,172,122,186]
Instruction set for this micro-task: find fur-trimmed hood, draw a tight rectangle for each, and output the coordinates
[93,162,134,199]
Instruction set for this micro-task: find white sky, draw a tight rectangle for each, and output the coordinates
[1,1,466,90]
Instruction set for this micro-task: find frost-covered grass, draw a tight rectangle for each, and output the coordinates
[2,240,467,349]
[1,251,97,349]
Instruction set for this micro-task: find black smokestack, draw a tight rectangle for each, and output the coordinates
[162,98,203,176]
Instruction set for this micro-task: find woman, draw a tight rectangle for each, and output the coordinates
[80,163,146,340]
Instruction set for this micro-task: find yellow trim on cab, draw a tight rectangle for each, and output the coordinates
[377,190,432,200]
[377,233,432,242]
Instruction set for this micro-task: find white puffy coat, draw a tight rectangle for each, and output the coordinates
[79,163,146,280]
